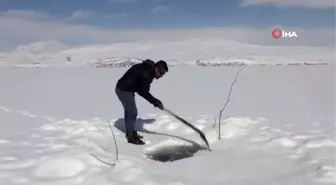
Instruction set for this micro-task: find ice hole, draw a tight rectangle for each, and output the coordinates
[144,140,202,162]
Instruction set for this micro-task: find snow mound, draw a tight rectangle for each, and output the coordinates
[219,117,266,139]
[33,157,86,178]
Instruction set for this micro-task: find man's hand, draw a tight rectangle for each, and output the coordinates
[154,99,164,110]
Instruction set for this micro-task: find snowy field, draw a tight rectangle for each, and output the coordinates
[0,64,335,185]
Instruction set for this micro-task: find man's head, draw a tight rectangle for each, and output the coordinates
[154,60,168,79]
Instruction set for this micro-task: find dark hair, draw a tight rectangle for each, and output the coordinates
[155,60,168,72]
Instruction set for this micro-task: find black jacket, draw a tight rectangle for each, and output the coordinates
[116,59,160,106]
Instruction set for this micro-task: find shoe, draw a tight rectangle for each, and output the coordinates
[126,131,143,139]
[127,137,145,145]
[126,131,145,145]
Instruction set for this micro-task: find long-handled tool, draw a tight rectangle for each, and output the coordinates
[163,107,211,151]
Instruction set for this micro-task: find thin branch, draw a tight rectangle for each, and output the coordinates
[218,65,247,140]
[108,120,119,161]
[89,120,119,167]
[90,153,116,166]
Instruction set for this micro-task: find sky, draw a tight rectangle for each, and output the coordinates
[0,0,335,51]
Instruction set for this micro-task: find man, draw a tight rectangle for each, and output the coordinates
[115,59,168,145]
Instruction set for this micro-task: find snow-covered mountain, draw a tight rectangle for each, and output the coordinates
[14,41,69,55]
[0,40,334,67]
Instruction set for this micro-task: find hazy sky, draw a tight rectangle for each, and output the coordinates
[0,0,334,51]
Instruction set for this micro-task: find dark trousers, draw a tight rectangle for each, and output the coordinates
[115,88,138,136]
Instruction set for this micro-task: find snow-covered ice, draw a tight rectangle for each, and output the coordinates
[0,54,335,184]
